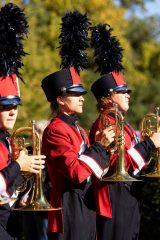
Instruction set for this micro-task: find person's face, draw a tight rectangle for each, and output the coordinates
[110,91,130,112]
[0,105,18,130]
[57,92,85,115]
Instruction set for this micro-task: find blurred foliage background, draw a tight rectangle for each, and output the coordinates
[1,0,160,239]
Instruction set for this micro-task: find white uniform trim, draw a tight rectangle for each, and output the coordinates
[9,191,19,207]
[133,169,139,176]
[127,147,146,171]
[0,173,19,206]
[0,173,9,195]
[102,166,109,177]
[78,154,103,179]
[0,173,10,205]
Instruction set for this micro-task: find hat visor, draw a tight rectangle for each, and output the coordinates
[0,98,21,106]
[66,84,87,94]
[113,84,132,93]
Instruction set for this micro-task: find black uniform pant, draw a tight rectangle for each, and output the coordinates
[96,182,142,240]
[0,224,16,240]
[48,186,96,240]
[0,207,19,240]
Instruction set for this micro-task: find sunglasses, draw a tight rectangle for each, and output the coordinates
[115,90,132,94]
[0,105,18,111]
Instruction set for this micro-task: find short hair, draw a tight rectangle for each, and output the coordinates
[50,100,59,115]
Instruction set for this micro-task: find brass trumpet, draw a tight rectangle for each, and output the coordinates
[11,120,60,211]
[100,103,140,181]
[139,107,160,178]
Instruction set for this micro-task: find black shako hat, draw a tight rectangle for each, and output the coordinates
[41,67,86,102]
[91,71,131,101]
[90,24,131,101]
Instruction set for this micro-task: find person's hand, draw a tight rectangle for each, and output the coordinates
[150,132,160,148]
[16,150,46,173]
[95,126,115,149]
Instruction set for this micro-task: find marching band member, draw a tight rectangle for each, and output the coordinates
[41,68,114,240]
[0,3,45,239]
[89,23,160,240]
[41,11,115,240]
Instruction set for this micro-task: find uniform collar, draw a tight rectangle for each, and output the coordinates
[0,128,10,140]
[0,128,10,135]
[58,113,78,127]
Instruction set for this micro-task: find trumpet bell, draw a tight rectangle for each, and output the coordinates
[17,202,59,211]
[14,171,61,211]
[101,171,141,182]
[101,176,140,182]
[101,151,141,182]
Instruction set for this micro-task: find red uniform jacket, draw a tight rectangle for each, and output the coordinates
[0,129,23,232]
[42,114,109,233]
[89,114,155,218]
